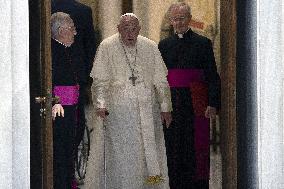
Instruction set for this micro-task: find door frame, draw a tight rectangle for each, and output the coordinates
[32,0,239,188]
[40,0,53,188]
[30,0,53,188]
[220,0,237,188]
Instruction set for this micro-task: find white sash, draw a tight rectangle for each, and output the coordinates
[136,84,161,177]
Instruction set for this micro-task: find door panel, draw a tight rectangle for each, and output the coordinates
[29,0,53,188]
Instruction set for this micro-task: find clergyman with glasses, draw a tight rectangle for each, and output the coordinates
[158,2,221,189]
[51,12,82,189]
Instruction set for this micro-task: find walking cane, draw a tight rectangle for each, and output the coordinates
[103,111,109,189]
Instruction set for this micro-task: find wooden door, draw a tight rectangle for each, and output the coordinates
[29,0,53,188]
[220,0,237,188]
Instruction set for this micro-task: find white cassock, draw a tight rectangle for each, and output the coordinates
[84,33,172,189]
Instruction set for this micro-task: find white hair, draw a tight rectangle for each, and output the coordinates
[120,13,138,20]
[167,2,192,18]
[119,13,140,25]
[51,12,72,39]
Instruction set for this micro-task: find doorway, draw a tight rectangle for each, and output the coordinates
[29,0,238,188]
[29,0,53,188]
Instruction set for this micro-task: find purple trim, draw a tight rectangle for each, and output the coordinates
[72,179,77,189]
[194,117,210,180]
[53,85,79,105]
[167,69,205,87]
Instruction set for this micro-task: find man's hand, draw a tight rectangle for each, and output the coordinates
[96,108,109,119]
[205,106,216,119]
[52,104,64,120]
[161,112,172,128]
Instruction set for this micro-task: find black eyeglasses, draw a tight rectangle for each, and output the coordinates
[59,25,76,32]
[170,16,188,22]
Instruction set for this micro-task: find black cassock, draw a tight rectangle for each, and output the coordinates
[52,39,87,189]
[159,29,221,189]
[52,0,98,150]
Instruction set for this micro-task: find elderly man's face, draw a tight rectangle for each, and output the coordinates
[169,6,192,34]
[118,17,140,47]
[59,19,77,46]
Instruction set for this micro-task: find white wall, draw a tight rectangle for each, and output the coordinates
[98,0,122,39]
[0,0,30,188]
[258,0,284,188]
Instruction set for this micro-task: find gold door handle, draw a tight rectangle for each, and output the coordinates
[35,96,46,103]
[35,96,60,104]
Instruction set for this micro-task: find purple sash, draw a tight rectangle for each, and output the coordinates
[53,85,79,105]
[167,69,205,87]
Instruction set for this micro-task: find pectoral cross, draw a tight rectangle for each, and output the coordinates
[129,74,137,86]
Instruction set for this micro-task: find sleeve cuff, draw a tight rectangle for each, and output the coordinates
[160,102,173,112]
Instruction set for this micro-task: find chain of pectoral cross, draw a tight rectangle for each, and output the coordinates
[120,39,138,86]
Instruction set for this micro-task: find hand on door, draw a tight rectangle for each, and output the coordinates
[52,104,64,120]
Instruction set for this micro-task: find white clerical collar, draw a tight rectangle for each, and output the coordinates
[53,38,71,47]
[176,28,190,38]
[177,34,184,38]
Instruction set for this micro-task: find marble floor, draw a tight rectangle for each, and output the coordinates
[209,146,222,189]
[82,104,223,189]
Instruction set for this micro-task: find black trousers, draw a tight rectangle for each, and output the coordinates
[164,119,209,189]
[164,115,196,189]
[53,106,77,189]
[164,88,197,189]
